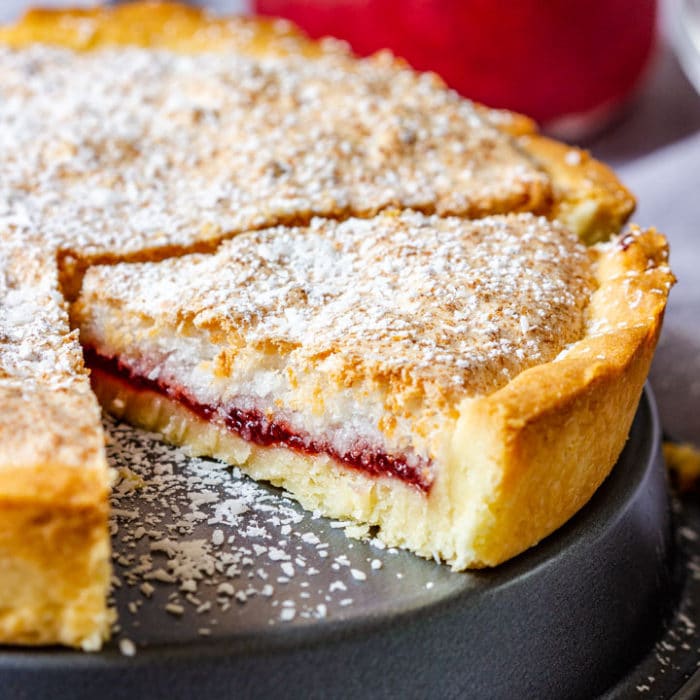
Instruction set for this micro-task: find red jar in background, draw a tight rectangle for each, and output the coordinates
[255,0,657,138]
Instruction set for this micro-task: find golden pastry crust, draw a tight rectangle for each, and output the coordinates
[453,226,672,563]
[0,451,112,649]
[74,217,673,569]
[474,107,635,243]
[520,134,636,244]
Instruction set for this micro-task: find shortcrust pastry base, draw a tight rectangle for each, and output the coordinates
[90,367,444,562]
[0,462,111,649]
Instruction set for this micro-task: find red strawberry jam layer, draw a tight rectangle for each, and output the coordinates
[84,348,433,491]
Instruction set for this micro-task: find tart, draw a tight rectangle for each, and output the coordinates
[0,2,671,648]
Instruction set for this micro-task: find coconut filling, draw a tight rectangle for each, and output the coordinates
[79,328,438,492]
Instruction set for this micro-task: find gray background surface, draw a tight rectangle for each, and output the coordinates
[590,20,700,446]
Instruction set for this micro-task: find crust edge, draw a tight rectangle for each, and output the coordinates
[0,464,112,649]
[455,227,672,565]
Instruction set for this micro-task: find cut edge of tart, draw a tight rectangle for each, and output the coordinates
[0,241,112,649]
[72,213,673,569]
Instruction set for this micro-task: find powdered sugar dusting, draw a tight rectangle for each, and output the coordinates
[0,239,106,470]
[0,44,549,263]
[0,243,84,389]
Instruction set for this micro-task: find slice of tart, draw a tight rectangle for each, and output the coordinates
[73,211,673,569]
[0,1,658,649]
[0,240,111,649]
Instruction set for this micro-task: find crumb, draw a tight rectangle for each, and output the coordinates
[119,638,137,657]
[664,441,700,492]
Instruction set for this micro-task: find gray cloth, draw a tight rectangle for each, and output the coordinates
[620,133,700,444]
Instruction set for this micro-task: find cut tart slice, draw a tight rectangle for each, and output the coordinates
[73,211,673,569]
[0,239,111,649]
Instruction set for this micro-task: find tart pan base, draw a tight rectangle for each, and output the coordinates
[0,388,674,699]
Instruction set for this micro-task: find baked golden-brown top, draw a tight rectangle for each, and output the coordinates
[75,211,594,409]
[0,18,549,270]
[0,238,106,477]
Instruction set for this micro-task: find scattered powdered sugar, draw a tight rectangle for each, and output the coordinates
[118,637,136,658]
[564,149,582,167]
[105,415,410,652]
